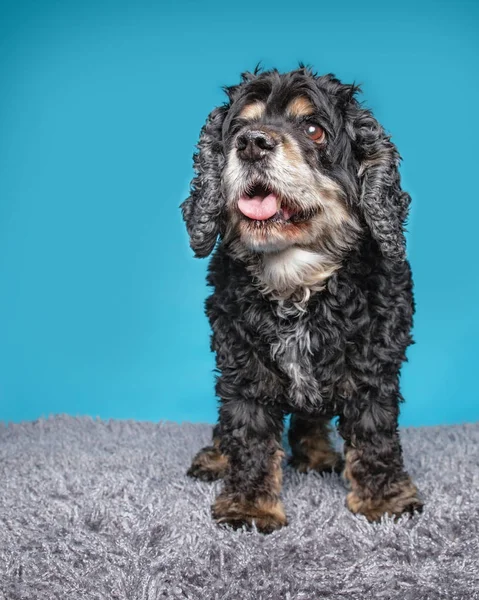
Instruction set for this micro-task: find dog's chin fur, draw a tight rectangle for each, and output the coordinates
[224,206,362,301]
[225,240,351,303]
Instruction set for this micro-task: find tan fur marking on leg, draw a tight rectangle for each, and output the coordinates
[298,434,342,472]
[290,421,343,473]
[212,494,287,533]
[268,448,284,493]
[212,449,287,533]
[344,449,423,522]
[187,438,229,481]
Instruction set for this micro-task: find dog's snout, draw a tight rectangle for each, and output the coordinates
[236,130,277,161]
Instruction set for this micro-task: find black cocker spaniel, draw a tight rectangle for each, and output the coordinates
[181,66,423,533]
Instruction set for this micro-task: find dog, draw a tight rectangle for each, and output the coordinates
[181,67,423,533]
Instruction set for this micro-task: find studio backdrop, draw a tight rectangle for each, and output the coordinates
[1,0,478,426]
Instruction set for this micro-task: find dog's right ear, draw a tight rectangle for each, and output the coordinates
[180,105,229,258]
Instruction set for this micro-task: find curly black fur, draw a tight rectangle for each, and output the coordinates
[181,67,423,532]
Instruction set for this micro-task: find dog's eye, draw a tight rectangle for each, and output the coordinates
[305,124,325,143]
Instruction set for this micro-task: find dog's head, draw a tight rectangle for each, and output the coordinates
[182,67,410,265]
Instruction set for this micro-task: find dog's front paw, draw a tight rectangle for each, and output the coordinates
[289,451,344,475]
[346,478,423,522]
[187,445,228,482]
[212,493,287,534]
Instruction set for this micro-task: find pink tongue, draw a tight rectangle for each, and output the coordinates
[238,193,279,221]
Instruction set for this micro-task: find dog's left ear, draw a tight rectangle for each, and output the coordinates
[349,105,411,263]
[181,105,228,258]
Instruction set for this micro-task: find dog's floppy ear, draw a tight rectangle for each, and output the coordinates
[181,105,228,258]
[352,107,411,262]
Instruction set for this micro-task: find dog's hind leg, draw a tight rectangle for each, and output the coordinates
[288,413,344,474]
[187,425,229,482]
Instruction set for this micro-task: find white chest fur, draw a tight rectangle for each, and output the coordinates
[258,247,339,299]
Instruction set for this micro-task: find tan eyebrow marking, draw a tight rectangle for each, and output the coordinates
[286,96,315,117]
[239,101,266,120]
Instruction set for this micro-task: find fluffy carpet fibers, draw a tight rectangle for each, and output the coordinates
[0,416,478,600]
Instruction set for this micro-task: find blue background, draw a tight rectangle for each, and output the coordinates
[1,0,478,426]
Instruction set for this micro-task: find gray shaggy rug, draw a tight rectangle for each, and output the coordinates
[0,416,478,600]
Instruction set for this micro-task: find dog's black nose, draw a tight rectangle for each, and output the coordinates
[236,130,277,161]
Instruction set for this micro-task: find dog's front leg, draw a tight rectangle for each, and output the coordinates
[340,398,423,522]
[211,400,287,534]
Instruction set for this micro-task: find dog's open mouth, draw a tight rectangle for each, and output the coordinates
[238,183,302,223]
